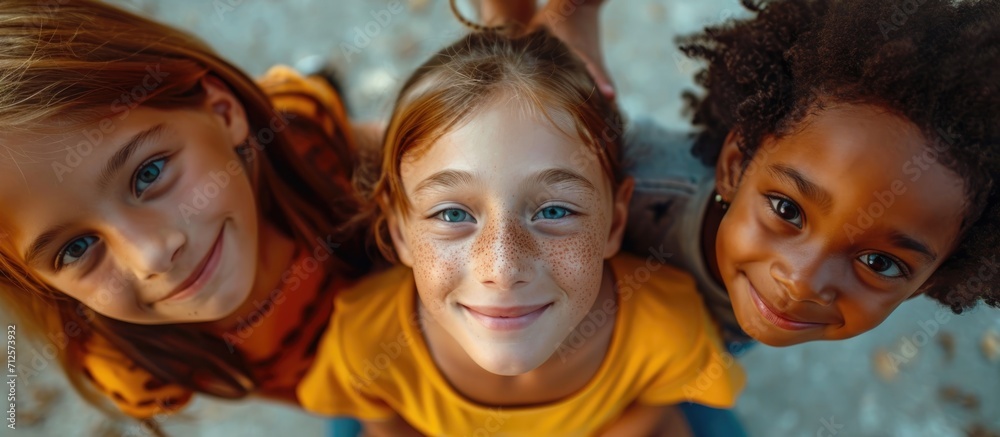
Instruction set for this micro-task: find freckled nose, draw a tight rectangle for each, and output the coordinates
[472,215,537,290]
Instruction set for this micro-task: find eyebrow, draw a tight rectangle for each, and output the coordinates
[412,170,478,197]
[527,168,597,194]
[411,168,598,199]
[888,231,937,262]
[767,164,833,213]
[97,124,165,192]
[23,222,71,269]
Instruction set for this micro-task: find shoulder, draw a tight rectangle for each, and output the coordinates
[610,254,712,347]
[256,65,354,179]
[623,117,711,183]
[257,64,349,131]
[328,265,415,356]
[81,335,193,419]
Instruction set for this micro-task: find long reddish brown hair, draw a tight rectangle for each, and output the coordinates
[368,29,626,261]
[0,0,370,421]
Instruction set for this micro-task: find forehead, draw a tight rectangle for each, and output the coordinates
[399,102,608,193]
[760,104,967,246]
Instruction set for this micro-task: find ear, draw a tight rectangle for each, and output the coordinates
[603,176,635,259]
[201,75,250,148]
[386,200,414,267]
[715,130,745,203]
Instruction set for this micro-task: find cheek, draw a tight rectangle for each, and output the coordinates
[405,227,464,312]
[837,293,905,333]
[54,269,141,320]
[717,200,767,268]
[543,214,609,312]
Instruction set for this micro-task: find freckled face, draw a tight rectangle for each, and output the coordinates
[715,104,967,346]
[391,103,620,376]
[0,82,260,324]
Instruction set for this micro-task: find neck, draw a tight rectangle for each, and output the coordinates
[422,262,617,406]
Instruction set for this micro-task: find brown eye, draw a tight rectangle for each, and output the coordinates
[859,253,905,278]
[767,195,803,228]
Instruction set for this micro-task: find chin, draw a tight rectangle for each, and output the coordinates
[201,282,255,319]
[466,344,550,376]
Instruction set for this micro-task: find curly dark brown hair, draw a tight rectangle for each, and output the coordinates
[679,0,999,313]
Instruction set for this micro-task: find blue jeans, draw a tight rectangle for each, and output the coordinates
[676,337,756,437]
[326,418,361,437]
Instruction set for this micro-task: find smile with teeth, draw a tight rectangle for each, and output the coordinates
[462,303,553,331]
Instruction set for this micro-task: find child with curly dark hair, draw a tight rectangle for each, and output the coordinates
[626,0,998,347]
[616,0,997,434]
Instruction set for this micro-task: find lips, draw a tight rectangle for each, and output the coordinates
[462,303,552,331]
[747,281,826,331]
[157,227,224,303]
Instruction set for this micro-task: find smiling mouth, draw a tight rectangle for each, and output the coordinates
[157,227,224,304]
[747,281,825,331]
[462,303,553,331]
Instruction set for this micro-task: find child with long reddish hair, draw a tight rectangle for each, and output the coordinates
[0,0,374,428]
[298,29,744,437]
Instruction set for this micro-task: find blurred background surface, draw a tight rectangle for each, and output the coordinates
[3,0,998,436]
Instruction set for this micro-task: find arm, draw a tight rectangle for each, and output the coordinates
[600,403,693,437]
[479,0,536,27]
[480,0,616,100]
[361,415,424,437]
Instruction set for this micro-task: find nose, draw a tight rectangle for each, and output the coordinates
[770,251,841,306]
[471,214,537,290]
[109,213,186,279]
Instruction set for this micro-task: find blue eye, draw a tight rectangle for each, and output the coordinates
[57,235,98,269]
[533,206,572,220]
[859,253,906,278]
[767,195,803,228]
[436,208,475,223]
[134,158,166,196]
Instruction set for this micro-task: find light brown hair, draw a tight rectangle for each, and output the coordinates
[0,0,370,421]
[368,29,626,261]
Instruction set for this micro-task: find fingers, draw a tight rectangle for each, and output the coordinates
[585,60,616,102]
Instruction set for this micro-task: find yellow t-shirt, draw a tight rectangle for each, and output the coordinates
[298,254,745,436]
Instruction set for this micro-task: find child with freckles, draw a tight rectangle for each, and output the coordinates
[297,29,744,437]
